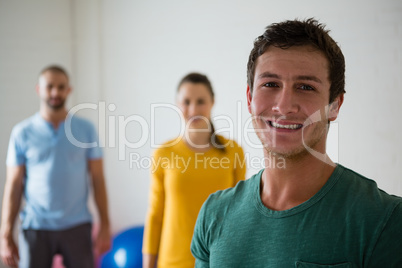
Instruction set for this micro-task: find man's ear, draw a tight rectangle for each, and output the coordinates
[35,84,40,95]
[247,85,252,114]
[328,93,344,121]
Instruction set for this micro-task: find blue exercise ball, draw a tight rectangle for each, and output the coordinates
[100,226,144,268]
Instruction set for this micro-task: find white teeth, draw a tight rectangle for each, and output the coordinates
[271,121,302,130]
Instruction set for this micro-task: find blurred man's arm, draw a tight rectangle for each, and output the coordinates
[89,159,111,255]
[0,165,25,267]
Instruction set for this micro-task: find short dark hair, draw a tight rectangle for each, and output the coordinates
[40,65,69,80]
[247,18,345,103]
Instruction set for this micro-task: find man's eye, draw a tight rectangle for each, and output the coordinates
[299,84,314,91]
[264,82,278,87]
[184,100,190,105]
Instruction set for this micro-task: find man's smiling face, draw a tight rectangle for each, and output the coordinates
[247,45,342,159]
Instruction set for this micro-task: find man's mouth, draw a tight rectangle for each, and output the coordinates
[50,98,62,103]
[269,121,303,130]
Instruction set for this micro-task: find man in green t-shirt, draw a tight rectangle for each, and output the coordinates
[191,18,402,267]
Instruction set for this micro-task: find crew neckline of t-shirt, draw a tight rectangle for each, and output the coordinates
[34,112,65,134]
[253,164,345,218]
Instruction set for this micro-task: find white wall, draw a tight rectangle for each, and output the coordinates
[0,1,72,267]
[0,0,401,252]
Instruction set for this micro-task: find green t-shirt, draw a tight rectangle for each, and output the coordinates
[191,164,402,267]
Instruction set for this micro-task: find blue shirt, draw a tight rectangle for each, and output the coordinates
[6,113,102,230]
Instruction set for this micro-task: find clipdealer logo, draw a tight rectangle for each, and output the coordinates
[129,152,286,173]
[64,101,339,167]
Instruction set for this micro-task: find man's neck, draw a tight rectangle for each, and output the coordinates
[260,152,336,211]
[39,106,68,130]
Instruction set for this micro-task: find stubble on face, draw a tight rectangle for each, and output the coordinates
[249,45,333,162]
[279,124,327,161]
[252,110,329,161]
[46,97,65,110]
[39,71,69,111]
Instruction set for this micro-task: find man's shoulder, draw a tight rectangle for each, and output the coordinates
[208,178,249,201]
[336,165,402,212]
[65,115,100,141]
[202,171,261,215]
[66,114,95,128]
[339,165,401,198]
[338,166,402,266]
[10,114,38,136]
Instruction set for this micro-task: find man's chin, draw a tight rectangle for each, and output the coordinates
[263,145,310,160]
[47,102,65,110]
[263,137,325,161]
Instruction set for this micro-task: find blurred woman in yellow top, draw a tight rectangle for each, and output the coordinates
[142,73,246,268]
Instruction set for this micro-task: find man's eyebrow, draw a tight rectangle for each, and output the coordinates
[296,75,322,84]
[257,72,323,84]
[257,72,280,79]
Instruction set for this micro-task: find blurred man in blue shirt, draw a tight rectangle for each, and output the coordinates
[1,65,111,268]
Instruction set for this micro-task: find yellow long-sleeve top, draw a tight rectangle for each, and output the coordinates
[143,136,246,268]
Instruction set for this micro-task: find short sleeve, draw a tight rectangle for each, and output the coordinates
[367,201,402,267]
[191,200,211,268]
[86,121,102,160]
[6,127,26,166]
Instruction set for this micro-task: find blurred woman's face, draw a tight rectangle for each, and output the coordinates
[177,82,214,131]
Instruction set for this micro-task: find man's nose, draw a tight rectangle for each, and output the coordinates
[272,87,299,115]
[50,87,60,96]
